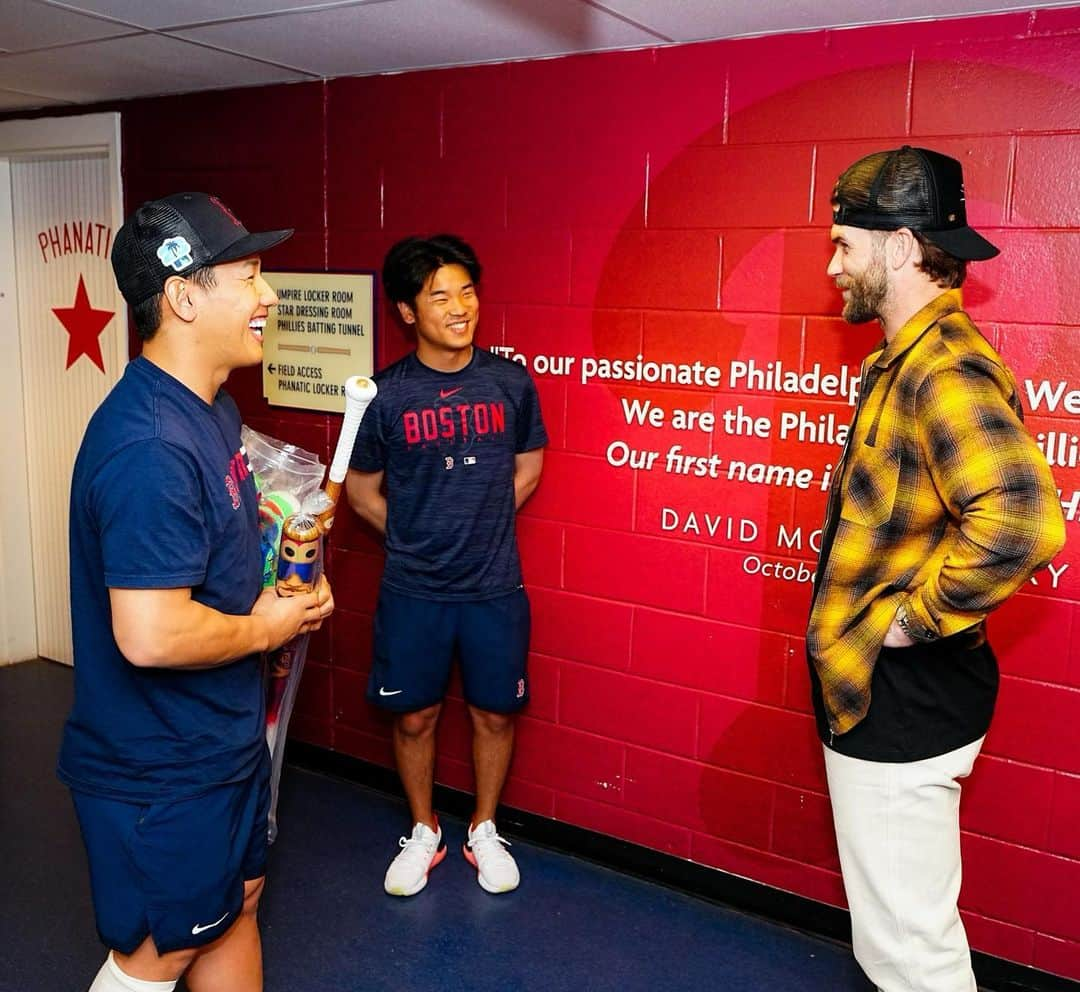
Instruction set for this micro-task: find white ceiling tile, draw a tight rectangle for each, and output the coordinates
[170,0,662,76]
[778,0,1067,31]
[595,0,813,41]
[0,0,133,49]
[35,0,399,30]
[601,0,1079,40]
[0,86,70,110]
[2,0,1079,115]
[0,32,313,103]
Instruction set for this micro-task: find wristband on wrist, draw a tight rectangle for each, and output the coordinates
[896,602,939,642]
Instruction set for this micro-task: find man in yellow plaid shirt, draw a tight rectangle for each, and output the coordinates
[807,146,1065,992]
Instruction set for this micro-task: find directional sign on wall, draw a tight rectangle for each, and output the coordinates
[262,270,375,413]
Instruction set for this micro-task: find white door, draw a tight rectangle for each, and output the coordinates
[0,114,124,666]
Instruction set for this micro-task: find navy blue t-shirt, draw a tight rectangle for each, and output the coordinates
[58,357,265,802]
[350,349,547,600]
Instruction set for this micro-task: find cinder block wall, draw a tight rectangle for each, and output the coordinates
[118,8,1080,979]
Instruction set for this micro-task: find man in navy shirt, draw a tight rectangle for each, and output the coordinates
[347,235,546,896]
[59,193,333,992]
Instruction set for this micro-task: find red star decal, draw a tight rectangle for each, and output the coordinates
[52,274,114,373]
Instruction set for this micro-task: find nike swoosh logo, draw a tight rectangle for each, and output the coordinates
[191,911,229,936]
[379,687,404,696]
[440,387,463,399]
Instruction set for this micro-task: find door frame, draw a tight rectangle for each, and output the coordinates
[0,113,124,664]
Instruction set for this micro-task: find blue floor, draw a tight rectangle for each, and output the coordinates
[2,660,871,991]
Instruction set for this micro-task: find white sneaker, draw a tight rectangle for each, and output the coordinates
[384,821,446,896]
[463,820,520,893]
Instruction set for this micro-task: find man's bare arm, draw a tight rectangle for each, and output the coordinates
[514,449,544,510]
[110,578,332,669]
[346,468,388,535]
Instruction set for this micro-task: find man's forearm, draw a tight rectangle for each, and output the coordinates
[914,367,1067,637]
[112,590,271,669]
[345,469,388,535]
[513,449,544,510]
[351,494,388,535]
[906,490,1066,638]
[514,473,540,509]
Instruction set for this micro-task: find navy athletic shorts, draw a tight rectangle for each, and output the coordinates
[70,748,270,955]
[368,585,531,714]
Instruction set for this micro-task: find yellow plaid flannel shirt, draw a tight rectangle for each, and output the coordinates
[808,289,1065,737]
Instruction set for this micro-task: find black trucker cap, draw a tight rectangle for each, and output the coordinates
[832,146,999,261]
[110,192,293,305]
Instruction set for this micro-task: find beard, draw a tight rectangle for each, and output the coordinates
[838,251,888,325]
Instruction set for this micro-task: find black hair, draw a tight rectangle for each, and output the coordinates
[381,234,482,309]
[131,265,217,340]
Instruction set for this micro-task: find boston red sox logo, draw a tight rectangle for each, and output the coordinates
[224,475,241,510]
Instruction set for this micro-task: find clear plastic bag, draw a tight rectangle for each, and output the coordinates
[241,426,327,842]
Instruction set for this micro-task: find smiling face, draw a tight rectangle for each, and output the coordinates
[827,224,890,325]
[399,263,478,371]
[191,255,278,370]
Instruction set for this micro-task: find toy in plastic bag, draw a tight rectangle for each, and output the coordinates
[241,375,377,842]
[243,428,326,589]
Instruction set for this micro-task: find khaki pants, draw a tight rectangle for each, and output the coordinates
[824,738,984,992]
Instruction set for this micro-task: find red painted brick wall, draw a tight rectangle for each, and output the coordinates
[117,8,1080,979]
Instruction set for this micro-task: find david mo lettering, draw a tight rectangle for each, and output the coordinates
[403,402,506,445]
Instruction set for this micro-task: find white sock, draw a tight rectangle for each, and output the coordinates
[88,952,178,992]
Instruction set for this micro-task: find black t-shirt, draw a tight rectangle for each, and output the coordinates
[809,631,998,762]
[350,349,547,600]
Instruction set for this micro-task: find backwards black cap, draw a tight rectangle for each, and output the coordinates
[832,146,999,261]
[110,192,293,305]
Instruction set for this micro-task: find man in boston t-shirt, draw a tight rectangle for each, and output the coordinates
[347,234,546,896]
[59,193,333,992]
